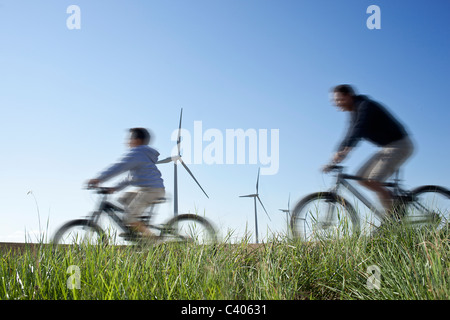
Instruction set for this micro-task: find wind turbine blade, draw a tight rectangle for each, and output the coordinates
[257,195,271,221]
[256,167,260,193]
[177,108,183,156]
[179,158,209,199]
[240,194,257,198]
[156,155,180,164]
[156,156,174,164]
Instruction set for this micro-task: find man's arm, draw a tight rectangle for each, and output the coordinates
[323,146,353,173]
[333,146,353,163]
[337,101,371,153]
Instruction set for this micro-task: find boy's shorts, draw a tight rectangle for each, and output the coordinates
[118,187,165,224]
[356,136,414,182]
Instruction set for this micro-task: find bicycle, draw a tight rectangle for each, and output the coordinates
[290,165,450,241]
[52,187,217,248]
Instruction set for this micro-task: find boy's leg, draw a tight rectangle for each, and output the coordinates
[124,188,165,236]
[118,191,138,208]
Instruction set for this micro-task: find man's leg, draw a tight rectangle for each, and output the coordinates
[358,137,414,218]
[359,179,393,212]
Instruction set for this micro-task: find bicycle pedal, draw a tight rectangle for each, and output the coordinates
[394,194,415,203]
[120,232,139,240]
[320,222,333,228]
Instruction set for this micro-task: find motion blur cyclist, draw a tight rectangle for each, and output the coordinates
[324,84,414,219]
[87,127,165,238]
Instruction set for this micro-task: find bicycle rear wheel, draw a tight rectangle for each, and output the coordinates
[290,192,360,241]
[161,214,217,245]
[52,219,108,248]
[405,185,450,230]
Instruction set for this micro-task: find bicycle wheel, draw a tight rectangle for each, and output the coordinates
[52,219,108,247]
[161,214,217,245]
[290,192,360,241]
[405,185,450,230]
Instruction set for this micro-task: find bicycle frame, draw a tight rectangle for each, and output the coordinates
[290,166,450,240]
[330,171,385,221]
[328,167,436,226]
[52,187,217,246]
[327,166,411,221]
[89,194,129,233]
[90,192,168,237]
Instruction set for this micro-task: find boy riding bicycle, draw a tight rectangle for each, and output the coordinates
[87,128,165,238]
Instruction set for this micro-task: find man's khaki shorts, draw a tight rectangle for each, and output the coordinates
[118,187,165,224]
[356,136,414,182]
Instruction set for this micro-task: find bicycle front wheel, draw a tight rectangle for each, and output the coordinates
[405,185,450,230]
[290,192,360,241]
[162,214,217,245]
[52,219,108,247]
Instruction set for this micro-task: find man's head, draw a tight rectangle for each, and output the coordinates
[332,84,356,112]
[128,127,151,147]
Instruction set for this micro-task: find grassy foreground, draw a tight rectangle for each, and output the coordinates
[1,224,449,300]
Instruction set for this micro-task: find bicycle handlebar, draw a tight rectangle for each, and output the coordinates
[323,164,401,188]
[324,164,367,181]
[325,164,344,171]
[86,185,115,194]
[323,164,345,173]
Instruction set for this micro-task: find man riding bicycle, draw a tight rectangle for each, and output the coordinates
[324,84,414,218]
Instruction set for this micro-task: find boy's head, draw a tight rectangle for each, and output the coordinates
[128,127,151,147]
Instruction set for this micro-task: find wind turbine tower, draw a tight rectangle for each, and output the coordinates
[157,108,209,216]
[240,168,271,243]
[279,193,291,236]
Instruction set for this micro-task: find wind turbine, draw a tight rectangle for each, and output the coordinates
[279,193,291,236]
[157,108,209,216]
[240,168,271,244]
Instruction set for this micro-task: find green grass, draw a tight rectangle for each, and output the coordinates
[1,223,449,300]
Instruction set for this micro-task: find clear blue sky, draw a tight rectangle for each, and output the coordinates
[1,0,449,243]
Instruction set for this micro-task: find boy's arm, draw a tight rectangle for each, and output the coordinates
[92,150,139,184]
[86,177,128,193]
[112,176,131,192]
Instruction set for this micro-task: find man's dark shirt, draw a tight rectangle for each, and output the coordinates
[338,95,408,152]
